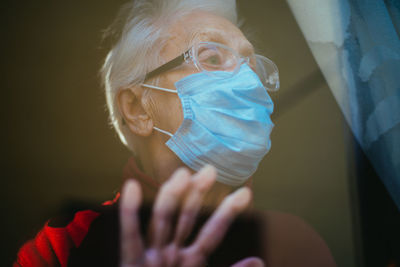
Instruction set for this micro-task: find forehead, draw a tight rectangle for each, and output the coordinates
[163,11,253,59]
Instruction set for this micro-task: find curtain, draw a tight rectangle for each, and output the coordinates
[286,0,400,210]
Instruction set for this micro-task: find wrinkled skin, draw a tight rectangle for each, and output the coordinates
[118,11,254,202]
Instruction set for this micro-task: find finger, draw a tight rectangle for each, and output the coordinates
[150,167,191,248]
[176,250,207,267]
[174,165,217,245]
[120,180,144,266]
[188,187,252,257]
[231,257,265,267]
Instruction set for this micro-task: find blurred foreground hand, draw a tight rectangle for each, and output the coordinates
[120,165,264,267]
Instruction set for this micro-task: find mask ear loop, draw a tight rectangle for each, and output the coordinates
[153,126,173,137]
[140,84,177,137]
[141,83,177,93]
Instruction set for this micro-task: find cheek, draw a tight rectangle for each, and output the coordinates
[148,91,183,134]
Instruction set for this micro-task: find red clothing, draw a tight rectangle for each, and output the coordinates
[14,158,256,266]
[14,210,100,267]
[14,157,158,267]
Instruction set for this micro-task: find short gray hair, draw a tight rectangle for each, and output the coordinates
[101,0,238,153]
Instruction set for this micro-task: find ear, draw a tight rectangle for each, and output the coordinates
[117,88,153,137]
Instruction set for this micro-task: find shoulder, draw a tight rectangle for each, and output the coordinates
[14,208,101,267]
[259,210,337,267]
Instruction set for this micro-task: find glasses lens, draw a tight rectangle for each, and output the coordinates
[194,43,280,91]
[196,43,238,73]
[255,54,280,91]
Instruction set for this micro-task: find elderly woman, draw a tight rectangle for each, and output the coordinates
[104,0,278,203]
[15,0,336,266]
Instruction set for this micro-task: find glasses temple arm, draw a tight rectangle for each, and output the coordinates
[144,52,187,81]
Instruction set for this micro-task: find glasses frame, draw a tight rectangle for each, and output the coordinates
[144,48,190,81]
[144,41,249,80]
[143,41,280,91]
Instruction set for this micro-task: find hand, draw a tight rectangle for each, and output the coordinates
[120,165,264,267]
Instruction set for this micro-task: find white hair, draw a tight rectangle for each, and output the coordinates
[101,0,238,153]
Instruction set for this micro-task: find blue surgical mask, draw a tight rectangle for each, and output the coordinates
[142,64,274,186]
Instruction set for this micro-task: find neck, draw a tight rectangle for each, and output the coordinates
[136,133,186,184]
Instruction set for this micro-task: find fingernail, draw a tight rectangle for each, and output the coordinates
[166,168,191,190]
[201,164,216,175]
[122,180,141,208]
[192,165,217,191]
[172,167,190,180]
[231,187,251,208]
[198,165,217,182]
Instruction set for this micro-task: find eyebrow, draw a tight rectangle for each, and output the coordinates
[190,30,255,56]
[145,30,257,81]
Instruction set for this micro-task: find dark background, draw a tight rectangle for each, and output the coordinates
[3,1,399,266]
[2,1,130,264]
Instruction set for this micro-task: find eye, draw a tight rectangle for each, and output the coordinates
[206,55,221,65]
[198,48,223,67]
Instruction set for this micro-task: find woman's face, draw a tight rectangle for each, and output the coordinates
[144,11,255,140]
[119,11,257,197]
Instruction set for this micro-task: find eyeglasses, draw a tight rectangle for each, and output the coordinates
[144,41,280,91]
